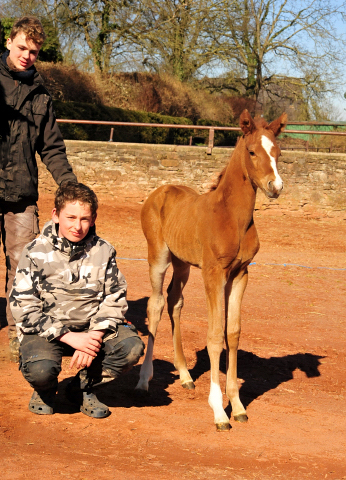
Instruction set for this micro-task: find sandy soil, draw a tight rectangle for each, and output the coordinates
[0,193,345,480]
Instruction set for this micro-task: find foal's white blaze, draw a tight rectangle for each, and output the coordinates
[261,135,283,191]
[208,380,229,424]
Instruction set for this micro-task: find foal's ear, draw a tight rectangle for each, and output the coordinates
[240,109,256,135]
[267,112,288,137]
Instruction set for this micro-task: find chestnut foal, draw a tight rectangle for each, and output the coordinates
[136,110,287,430]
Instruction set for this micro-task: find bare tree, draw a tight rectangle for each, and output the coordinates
[209,0,346,115]
[130,0,219,82]
[52,0,145,73]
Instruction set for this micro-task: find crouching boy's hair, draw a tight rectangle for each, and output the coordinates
[55,182,98,220]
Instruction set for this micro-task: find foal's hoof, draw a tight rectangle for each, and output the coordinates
[215,422,231,432]
[234,414,248,423]
[182,381,195,390]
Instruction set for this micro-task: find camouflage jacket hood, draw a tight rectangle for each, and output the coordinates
[10,220,128,342]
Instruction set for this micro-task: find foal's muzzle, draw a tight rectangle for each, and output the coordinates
[266,179,284,198]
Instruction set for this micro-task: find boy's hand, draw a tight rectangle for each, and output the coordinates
[58,331,103,356]
[69,350,95,369]
[89,330,106,342]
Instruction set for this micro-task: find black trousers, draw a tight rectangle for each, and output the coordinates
[19,324,145,392]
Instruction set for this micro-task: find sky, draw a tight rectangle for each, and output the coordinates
[321,14,346,120]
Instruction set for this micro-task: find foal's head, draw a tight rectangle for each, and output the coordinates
[239,110,287,198]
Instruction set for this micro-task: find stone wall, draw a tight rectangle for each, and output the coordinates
[37,140,346,218]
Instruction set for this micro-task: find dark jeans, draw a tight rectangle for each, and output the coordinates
[20,324,145,392]
[0,200,40,337]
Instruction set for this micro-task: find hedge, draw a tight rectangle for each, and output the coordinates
[196,119,240,146]
[53,101,194,144]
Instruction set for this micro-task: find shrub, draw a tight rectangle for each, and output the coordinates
[37,63,234,124]
[37,63,237,144]
[37,62,101,104]
[98,72,235,124]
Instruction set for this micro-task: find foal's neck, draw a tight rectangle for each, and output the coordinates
[207,138,256,233]
[220,138,256,205]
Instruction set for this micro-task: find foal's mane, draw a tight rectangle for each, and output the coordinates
[209,116,269,192]
[210,167,227,191]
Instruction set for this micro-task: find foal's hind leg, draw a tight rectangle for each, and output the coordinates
[167,255,194,389]
[135,244,171,392]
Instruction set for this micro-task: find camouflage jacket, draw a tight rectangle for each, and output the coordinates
[10,220,128,342]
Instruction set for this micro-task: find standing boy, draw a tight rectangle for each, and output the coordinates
[10,182,144,418]
[0,16,77,361]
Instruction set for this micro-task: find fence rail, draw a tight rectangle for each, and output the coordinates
[56,119,346,154]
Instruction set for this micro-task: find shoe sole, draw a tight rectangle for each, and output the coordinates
[29,404,54,415]
[80,405,110,418]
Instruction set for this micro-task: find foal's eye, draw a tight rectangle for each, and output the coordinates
[249,151,255,156]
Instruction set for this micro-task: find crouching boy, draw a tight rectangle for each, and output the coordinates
[10,182,145,418]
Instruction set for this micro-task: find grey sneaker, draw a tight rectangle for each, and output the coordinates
[65,375,110,419]
[9,336,20,363]
[81,391,110,418]
[28,390,56,415]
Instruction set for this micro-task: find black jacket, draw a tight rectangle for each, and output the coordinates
[0,53,76,202]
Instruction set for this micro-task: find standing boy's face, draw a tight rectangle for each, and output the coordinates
[52,201,96,243]
[7,32,40,71]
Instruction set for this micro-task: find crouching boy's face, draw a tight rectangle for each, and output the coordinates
[52,201,96,243]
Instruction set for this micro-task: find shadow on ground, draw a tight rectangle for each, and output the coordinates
[4,295,323,416]
[116,297,324,414]
[125,297,324,410]
[56,348,321,416]
[54,359,176,415]
[127,297,149,336]
[0,297,7,329]
[189,347,324,411]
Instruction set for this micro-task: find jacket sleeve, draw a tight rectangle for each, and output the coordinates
[36,94,77,185]
[89,252,128,332]
[10,248,70,342]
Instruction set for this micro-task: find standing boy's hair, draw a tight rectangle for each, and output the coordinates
[10,16,46,45]
[55,182,98,219]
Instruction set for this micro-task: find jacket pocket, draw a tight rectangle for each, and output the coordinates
[32,94,49,131]
[32,94,50,116]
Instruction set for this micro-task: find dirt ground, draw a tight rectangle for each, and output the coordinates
[0,192,345,480]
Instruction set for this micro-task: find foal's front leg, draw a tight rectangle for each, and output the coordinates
[203,269,230,430]
[225,269,248,422]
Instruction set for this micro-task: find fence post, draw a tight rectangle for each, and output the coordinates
[206,128,215,154]
[109,128,114,142]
